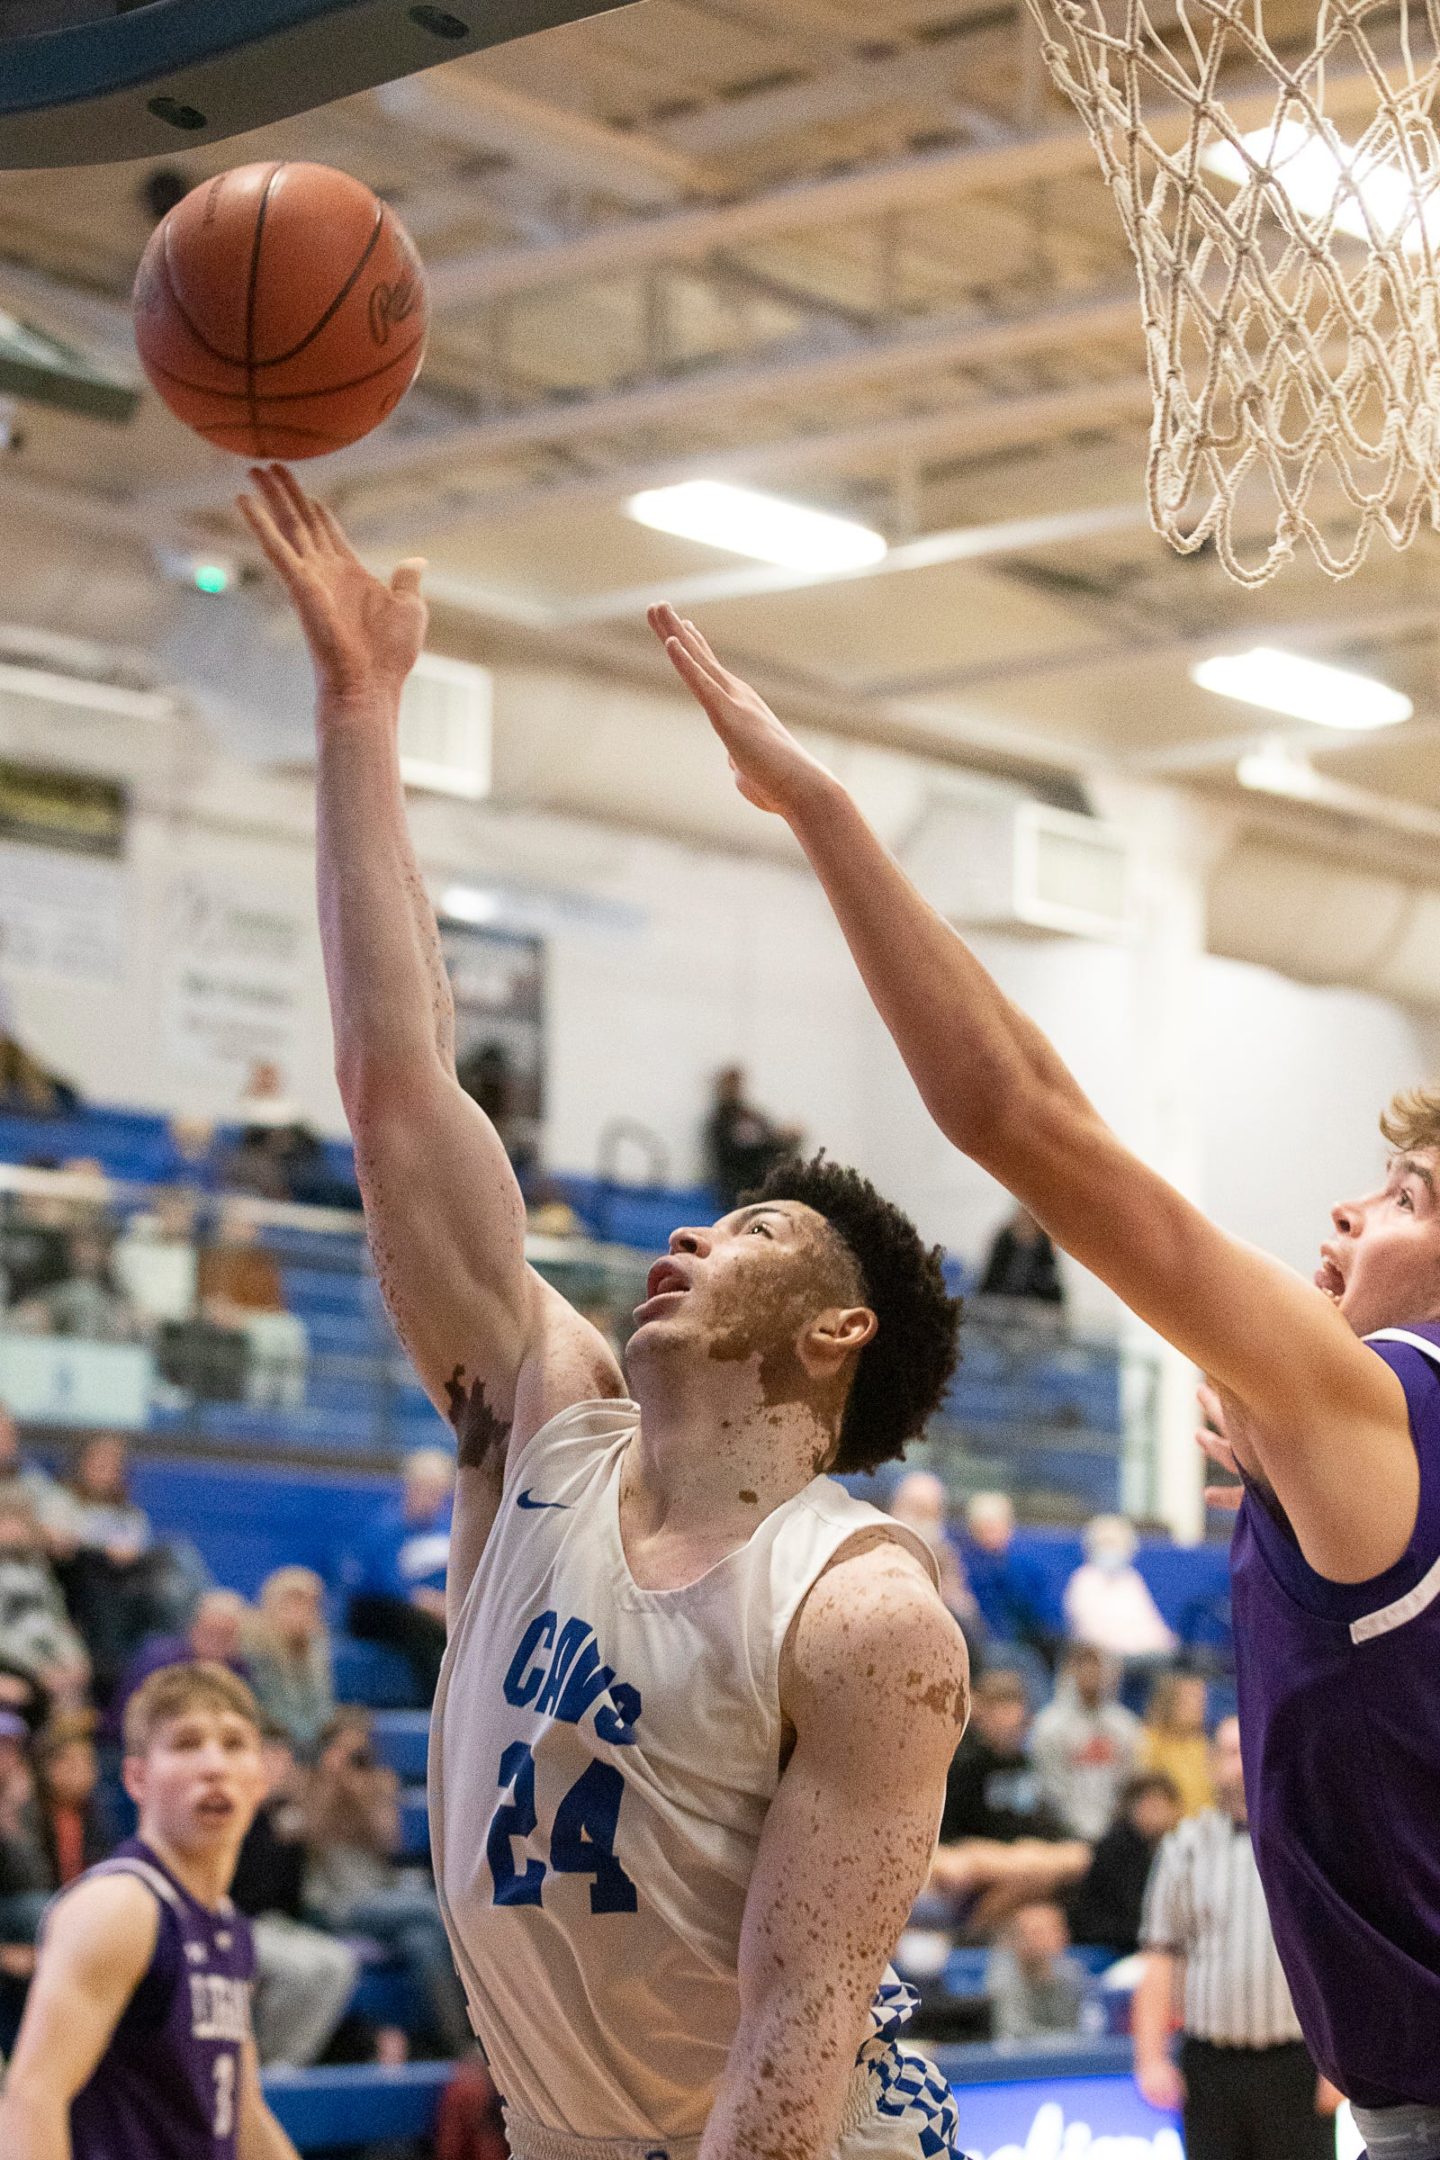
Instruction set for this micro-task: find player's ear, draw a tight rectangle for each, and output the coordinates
[801,1304,877,1375]
[121,1753,146,1810]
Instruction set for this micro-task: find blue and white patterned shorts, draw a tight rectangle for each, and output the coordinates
[838,1981,968,2159]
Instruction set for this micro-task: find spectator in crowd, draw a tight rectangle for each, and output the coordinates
[31,1710,111,1887]
[987,1900,1093,2044]
[110,1587,252,1732]
[247,1566,335,1761]
[163,1112,221,1195]
[1031,1644,1142,1842]
[978,1205,1065,1307]
[1064,1514,1177,1662]
[225,1061,361,1211]
[930,1668,1091,1938]
[1140,1670,1216,1818]
[0,1496,89,1706]
[51,1433,194,1696]
[887,1471,984,1653]
[1068,1769,1182,1956]
[703,1066,801,1212]
[1134,1718,1338,2155]
[0,1711,47,1987]
[0,961,79,1121]
[344,1449,455,1702]
[456,1039,537,1184]
[962,1492,1060,1668]
[12,1226,142,1342]
[112,1186,200,1334]
[304,1709,471,2057]
[0,1406,67,1550]
[0,1181,76,1307]
[231,1721,359,2067]
[198,1202,308,1407]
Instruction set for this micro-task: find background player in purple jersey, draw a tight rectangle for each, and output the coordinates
[656,608,1440,2157]
[0,1661,298,2160]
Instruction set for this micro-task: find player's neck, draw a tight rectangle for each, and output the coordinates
[627,1361,836,1541]
[140,1824,239,1911]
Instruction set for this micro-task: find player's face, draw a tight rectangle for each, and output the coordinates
[1319,1151,1440,1336]
[126,1709,267,1861]
[628,1200,873,1384]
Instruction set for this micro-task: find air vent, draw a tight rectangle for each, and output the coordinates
[398,653,492,800]
[900,792,1133,940]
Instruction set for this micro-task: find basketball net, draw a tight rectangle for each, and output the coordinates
[1024,0,1440,583]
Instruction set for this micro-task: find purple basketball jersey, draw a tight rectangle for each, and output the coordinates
[60,1838,256,2160]
[1232,1322,1440,2109]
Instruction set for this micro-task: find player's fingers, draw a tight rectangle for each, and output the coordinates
[267,461,328,548]
[663,634,731,720]
[237,493,301,581]
[1204,1481,1244,1513]
[249,465,309,551]
[1196,1378,1226,1432]
[315,499,365,564]
[391,558,427,596]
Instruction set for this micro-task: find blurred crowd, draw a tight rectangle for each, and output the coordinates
[886,1471,1230,2047]
[0,1429,465,2071]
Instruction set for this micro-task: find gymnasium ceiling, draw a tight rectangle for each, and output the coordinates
[1,0,1439,880]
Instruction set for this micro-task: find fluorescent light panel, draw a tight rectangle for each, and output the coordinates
[1192,647,1412,732]
[1203,120,1440,252]
[626,480,887,572]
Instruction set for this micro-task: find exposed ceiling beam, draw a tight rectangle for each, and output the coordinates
[652,41,995,158]
[375,74,720,208]
[422,66,1380,311]
[338,369,1154,549]
[147,282,1145,516]
[865,598,1440,703]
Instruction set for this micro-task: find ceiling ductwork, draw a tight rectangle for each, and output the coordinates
[1209,837,1440,1010]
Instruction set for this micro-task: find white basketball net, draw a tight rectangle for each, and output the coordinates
[1024,0,1440,583]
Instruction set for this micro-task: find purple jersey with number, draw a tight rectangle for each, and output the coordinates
[60,1838,256,2160]
[1232,1322,1440,2109]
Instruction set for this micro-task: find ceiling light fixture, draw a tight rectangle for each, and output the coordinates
[1203,120,1440,251]
[1192,647,1413,731]
[626,480,887,573]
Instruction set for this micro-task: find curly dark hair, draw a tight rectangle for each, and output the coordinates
[743,1153,962,1476]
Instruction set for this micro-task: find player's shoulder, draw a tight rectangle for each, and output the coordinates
[44,1867,161,1981]
[788,1535,969,1732]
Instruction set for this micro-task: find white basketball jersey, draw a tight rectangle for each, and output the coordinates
[430,1397,939,2144]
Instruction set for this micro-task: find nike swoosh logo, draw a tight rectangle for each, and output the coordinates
[516,1489,570,1512]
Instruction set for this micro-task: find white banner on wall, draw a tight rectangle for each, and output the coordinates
[0,842,127,984]
[159,866,305,1084]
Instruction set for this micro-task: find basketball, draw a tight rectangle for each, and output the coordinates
[131,161,428,460]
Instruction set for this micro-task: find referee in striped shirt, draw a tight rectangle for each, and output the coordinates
[1134,1716,1339,2159]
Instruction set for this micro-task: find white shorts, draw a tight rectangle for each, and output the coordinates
[502,2042,966,2160]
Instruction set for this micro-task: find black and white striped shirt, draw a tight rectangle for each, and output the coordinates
[1140,1809,1303,2047]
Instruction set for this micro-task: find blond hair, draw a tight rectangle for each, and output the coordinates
[123,1660,261,1758]
[1380,1086,1440,1156]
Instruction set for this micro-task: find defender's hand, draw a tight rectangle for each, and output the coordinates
[239,464,427,705]
[1136,2058,1186,2113]
[648,605,832,819]
[1197,1378,1243,1511]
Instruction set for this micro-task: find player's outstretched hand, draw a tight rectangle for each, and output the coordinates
[648,605,832,819]
[1196,1378,1243,1512]
[238,463,427,706]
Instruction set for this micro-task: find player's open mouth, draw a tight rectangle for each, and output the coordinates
[634,1259,692,1320]
[1314,1256,1346,1303]
[195,1794,236,1822]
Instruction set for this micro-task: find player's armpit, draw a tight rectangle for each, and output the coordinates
[236,2038,302,2160]
[0,1874,159,2155]
[698,1546,967,2160]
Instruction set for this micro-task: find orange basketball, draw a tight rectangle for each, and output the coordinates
[132,161,428,460]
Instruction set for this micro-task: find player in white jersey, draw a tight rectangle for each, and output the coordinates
[240,466,972,2160]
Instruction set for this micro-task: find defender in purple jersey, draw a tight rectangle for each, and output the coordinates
[0,1660,297,2160]
[655,615,1440,2155]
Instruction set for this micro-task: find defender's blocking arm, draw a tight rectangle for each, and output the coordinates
[700,1544,967,2160]
[651,607,1414,1584]
[241,469,622,1606]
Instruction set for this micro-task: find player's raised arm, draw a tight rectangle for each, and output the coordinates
[241,468,623,1609]
[0,1873,159,2160]
[700,1544,967,2160]
[651,607,1414,1583]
